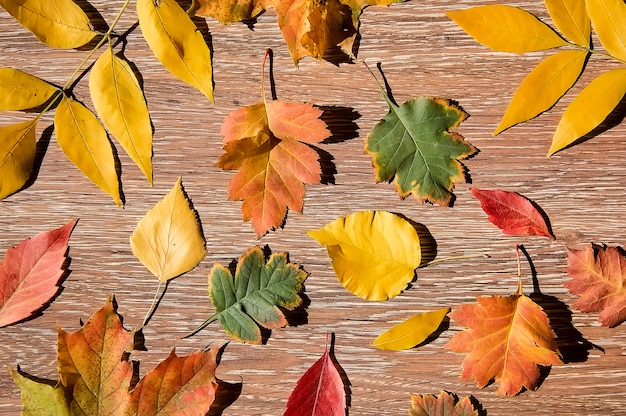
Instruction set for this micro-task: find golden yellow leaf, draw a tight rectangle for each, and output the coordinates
[53,97,121,206]
[373,307,449,350]
[137,0,214,102]
[446,5,567,53]
[545,0,591,47]
[130,177,206,282]
[586,0,626,61]
[548,69,626,156]
[0,119,37,199]
[0,68,59,111]
[307,211,422,301]
[0,0,97,48]
[90,46,153,185]
[494,50,588,135]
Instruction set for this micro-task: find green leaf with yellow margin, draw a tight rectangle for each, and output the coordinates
[0,68,59,111]
[0,119,37,199]
[137,0,214,102]
[544,0,591,47]
[9,368,70,416]
[308,211,422,301]
[373,307,450,350]
[586,0,626,62]
[90,46,153,185]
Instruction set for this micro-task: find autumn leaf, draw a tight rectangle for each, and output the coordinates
[586,0,626,62]
[10,369,70,416]
[191,246,307,344]
[0,220,76,327]
[0,68,59,111]
[372,307,449,350]
[409,390,478,416]
[471,188,554,239]
[545,0,591,48]
[0,119,38,200]
[565,244,626,327]
[308,211,422,301]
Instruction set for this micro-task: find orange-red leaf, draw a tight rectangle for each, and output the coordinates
[565,244,626,327]
[409,390,479,416]
[0,220,76,327]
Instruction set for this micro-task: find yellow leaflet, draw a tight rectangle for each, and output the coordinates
[545,0,591,47]
[586,0,626,62]
[130,177,206,282]
[0,119,37,199]
[90,47,153,185]
[0,68,59,111]
[373,307,450,350]
[137,0,214,102]
[549,69,626,156]
[0,0,97,49]
[446,5,567,53]
[495,50,588,135]
[54,97,121,205]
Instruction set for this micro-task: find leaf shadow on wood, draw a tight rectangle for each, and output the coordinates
[414,316,450,349]
[525,195,556,239]
[393,213,438,268]
[20,124,53,195]
[207,343,243,416]
[74,0,110,49]
[329,333,352,414]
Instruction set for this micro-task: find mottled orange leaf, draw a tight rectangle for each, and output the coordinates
[409,390,478,416]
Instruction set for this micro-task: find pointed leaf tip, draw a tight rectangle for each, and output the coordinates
[373,307,450,350]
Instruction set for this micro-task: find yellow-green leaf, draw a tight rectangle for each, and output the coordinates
[494,50,588,135]
[548,69,626,156]
[137,0,214,102]
[0,119,37,199]
[446,5,567,53]
[373,307,450,351]
[0,0,97,48]
[130,177,206,282]
[586,0,626,61]
[307,211,422,301]
[0,68,59,111]
[545,0,591,47]
[10,368,70,416]
[90,46,153,185]
[53,96,121,205]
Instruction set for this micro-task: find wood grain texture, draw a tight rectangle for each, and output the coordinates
[1,1,625,415]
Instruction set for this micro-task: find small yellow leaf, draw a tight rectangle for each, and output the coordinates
[548,69,626,156]
[0,119,37,199]
[586,0,626,61]
[446,5,567,53]
[0,0,97,48]
[90,47,153,185]
[54,97,121,206]
[0,68,59,111]
[494,50,588,135]
[130,177,206,282]
[307,211,422,301]
[545,0,591,47]
[137,0,214,102]
[373,307,450,351]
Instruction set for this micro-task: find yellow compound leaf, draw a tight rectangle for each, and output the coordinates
[545,0,591,47]
[90,46,153,185]
[308,211,422,301]
[548,68,626,156]
[586,0,626,61]
[0,119,37,200]
[0,0,97,48]
[53,97,121,206]
[373,307,449,351]
[494,49,588,135]
[0,68,59,111]
[137,0,214,102]
[130,177,206,282]
[446,5,567,53]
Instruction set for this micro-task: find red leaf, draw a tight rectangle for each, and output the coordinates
[0,219,77,327]
[284,334,347,416]
[471,188,554,239]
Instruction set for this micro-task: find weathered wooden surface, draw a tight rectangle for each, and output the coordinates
[1,1,625,415]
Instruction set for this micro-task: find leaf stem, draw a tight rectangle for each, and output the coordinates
[516,245,523,295]
[563,42,626,65]
[425,253,489,266]
[142,280,164,327]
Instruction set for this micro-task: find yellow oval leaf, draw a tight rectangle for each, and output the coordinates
[130,177,206,282]
[373,307,450,350]
[586,0,626,61]
[137,0,214,102]
[446,5,567,53]
[90,47,153,185]
[0,119,37,199]
[54,97,121,205]
[548,69,626,156]
[0,68,59,111]
[0,0,97,48]
[545,0,591,47]
[494,50,588,135]
[307,211,422,301]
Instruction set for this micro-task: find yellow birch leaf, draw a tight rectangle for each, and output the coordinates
[130,177,206,282]
[307,211,422,301]
[137,0,214,102]
[0,119,37,199]
[545,0,591,47]
[446,5,567,53]
[373,307,450,351]
[0,68,59,111]
[586,0,626,62]
[494,50,588,135]
[548,68,626,156]
[90,46,153,185]
[0,0,97,49]
[54,97,121,206]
